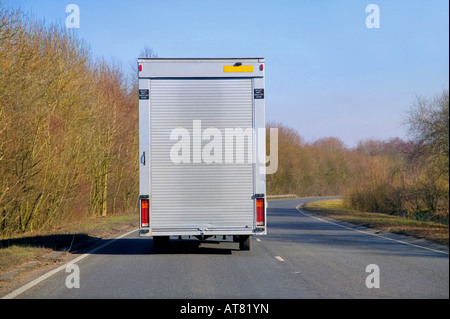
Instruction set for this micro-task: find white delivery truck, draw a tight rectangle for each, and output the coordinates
[138,58,266,251]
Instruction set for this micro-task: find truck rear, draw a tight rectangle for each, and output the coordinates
[138,58,266,251]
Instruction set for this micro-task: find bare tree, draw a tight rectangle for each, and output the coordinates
[406,89,449,175]
[139,46,158,58]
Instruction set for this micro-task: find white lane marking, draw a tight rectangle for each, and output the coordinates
[275,256,285,262]
[2,228,138,299]
[256,238,261,242]
[296,205,449,255]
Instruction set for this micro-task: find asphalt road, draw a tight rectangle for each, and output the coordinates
[9,198,449,299]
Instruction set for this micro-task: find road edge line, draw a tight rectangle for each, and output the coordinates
[296,205,449,256]
[1,228,138,299]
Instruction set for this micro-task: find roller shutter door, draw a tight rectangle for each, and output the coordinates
[150,78,254,231]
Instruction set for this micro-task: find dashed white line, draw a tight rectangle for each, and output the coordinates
[274,256,285,262]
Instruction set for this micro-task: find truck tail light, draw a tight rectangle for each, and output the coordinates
[256,198,265,226]
[141,199,149,227]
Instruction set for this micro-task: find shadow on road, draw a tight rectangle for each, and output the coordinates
[0,233,96,252]
[80,237,238,255]
[151,239,236,255]
[0,231,243,257]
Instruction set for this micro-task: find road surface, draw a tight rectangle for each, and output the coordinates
[6,198,449,299]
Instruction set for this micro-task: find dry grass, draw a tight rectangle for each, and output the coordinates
[0,246,53,273]
[303,199,449,246]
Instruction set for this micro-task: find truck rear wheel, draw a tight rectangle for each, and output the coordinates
[239,235,251,251]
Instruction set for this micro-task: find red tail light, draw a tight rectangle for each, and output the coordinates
[141,199,149,227]
[256,198,265,226]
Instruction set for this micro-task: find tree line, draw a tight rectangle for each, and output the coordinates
[1,7,139,237]
[267,89,449,224]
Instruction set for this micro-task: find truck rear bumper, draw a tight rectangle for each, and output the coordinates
[139,227,266,237]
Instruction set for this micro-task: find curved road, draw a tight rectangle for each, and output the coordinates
[6,198,449,299]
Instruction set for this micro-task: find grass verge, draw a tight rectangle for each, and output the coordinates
[303,199,449,247]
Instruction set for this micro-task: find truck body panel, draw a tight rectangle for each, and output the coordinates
[138,58,266,245]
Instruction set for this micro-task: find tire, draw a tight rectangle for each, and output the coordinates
[239,235,251,251]
[153,236,169,252]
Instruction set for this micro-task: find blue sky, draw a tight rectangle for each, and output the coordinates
[2,0,449,147]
